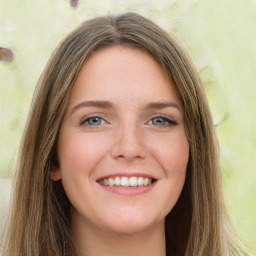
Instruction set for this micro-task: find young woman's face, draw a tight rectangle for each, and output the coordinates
[54,46,189,235]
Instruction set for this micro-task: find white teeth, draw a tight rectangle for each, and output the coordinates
[143,178,149,186]
[137,177,144,186]
[121,177,129,187]
[114,177,121,186]
[99,176,154,187]
[129,177,137,187]
[143,177,149,185]
[108,178,115,186]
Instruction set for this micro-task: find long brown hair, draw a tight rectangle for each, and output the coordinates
[1,12,247,256]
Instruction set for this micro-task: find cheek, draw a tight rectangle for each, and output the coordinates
[151,131,189,176]
[56,132,111,213]
[151,131,189,210]
[57,132,110,177]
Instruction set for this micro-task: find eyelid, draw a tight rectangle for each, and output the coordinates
[79,113,178,126]
[146,114,178,125]
[80,113,108,125]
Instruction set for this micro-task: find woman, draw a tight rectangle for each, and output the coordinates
[1,12,247,256]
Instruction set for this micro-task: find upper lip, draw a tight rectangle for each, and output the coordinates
[97,172,158,181]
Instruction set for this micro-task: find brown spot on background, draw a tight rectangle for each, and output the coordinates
[70,0,79,9]
[0,47,14,63]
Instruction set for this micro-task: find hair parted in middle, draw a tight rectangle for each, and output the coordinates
[3,12,245,256]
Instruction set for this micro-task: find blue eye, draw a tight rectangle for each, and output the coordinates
[149,117,177,126]
[82,116,106,126]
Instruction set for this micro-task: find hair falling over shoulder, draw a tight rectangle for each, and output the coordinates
[1,12,248,256]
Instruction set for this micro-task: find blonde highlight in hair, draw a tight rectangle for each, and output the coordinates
[1,12,247,256]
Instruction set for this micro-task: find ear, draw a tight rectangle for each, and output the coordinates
[50,153,62,181]
[50,166,62,181]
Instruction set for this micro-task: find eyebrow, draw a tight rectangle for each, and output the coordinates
[71,100,113,113]
[70,100,181,114]
[145,101,181,110]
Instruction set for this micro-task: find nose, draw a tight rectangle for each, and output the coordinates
[110,122,147,161]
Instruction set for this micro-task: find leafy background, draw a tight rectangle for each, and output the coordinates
[0,0,255,254]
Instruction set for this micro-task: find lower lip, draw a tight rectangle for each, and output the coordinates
[97,181,157,196]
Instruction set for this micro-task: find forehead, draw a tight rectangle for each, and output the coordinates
[68,46,180,107]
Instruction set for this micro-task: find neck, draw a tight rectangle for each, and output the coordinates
[71,217,166,256]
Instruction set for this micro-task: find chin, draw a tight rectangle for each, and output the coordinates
[101,211,163,235]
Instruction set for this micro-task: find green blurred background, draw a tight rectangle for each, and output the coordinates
[0,0,255,254]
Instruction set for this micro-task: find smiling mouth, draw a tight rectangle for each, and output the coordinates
[97,176,157,187]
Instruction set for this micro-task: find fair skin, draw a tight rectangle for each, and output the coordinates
[52,46,189,256]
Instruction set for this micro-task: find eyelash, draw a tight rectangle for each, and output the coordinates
[80,114,107,126]
[80,114,177,126]
[148,115,177,126]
